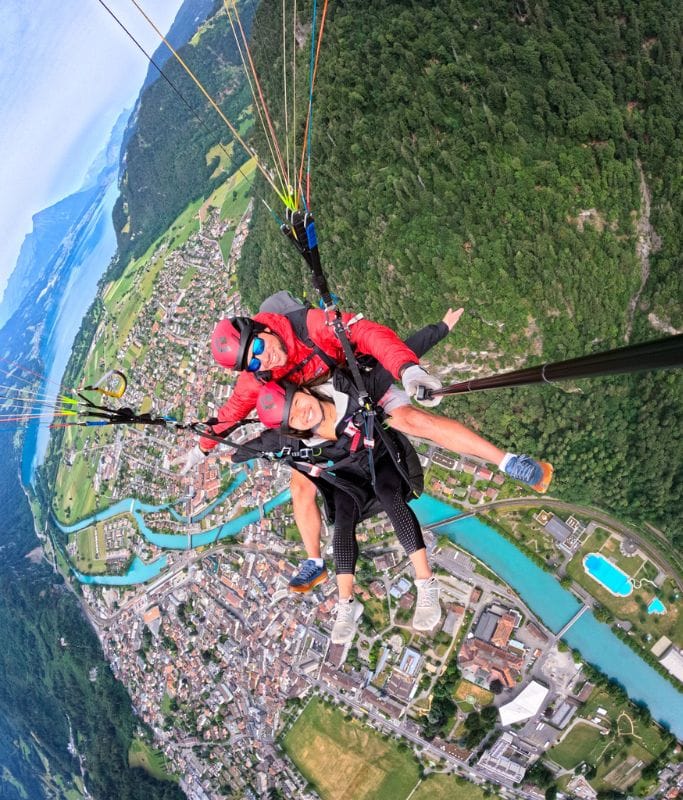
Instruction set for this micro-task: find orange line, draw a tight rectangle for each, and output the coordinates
[297,0,329,207]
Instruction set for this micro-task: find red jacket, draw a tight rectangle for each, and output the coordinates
[200,309,418,450]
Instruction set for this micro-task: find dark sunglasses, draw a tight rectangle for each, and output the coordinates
[247,336,266,372]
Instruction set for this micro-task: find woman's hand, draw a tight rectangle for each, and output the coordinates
[442,307,464,330]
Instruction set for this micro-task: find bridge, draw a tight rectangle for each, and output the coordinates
[555,604,590,640]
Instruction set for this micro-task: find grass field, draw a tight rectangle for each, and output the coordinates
[600,535,646,576]
[412,773,500,800]
[53,447,98,523]
[582,688,669,758]
[549,686,670,791]
[283,698,420,800]
[362,596,390,633]
[454,679,494,709]
[128,739,177,783]
[550,722,606,769]
[72,526,107,573]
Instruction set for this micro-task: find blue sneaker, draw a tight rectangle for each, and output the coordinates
[289,559,328,593]
[503,455,554,493]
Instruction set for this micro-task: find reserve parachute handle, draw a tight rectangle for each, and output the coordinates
[417,333,683,401]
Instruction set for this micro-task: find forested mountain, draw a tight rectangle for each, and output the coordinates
[0,439,184,799]
[113,2,255,269]
[137,0,216,95]
[236,0,682,540]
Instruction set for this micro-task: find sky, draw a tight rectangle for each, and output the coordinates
[0,0,184,303]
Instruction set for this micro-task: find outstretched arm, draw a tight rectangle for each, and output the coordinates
[364,308,464,401]
[198,372,260,452]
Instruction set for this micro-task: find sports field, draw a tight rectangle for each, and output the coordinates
[128,738,177,783]
[550,722,605,769]
[454,679,494,709]
[412,773,500,800]
[283,698,419,800]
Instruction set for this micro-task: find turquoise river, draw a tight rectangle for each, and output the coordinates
[56,485,683,739]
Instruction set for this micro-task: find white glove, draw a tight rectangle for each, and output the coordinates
[401,364,443,408]
[171,444,207,475]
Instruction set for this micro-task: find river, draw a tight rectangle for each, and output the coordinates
[55,485,683,737]
[412,494,683,739]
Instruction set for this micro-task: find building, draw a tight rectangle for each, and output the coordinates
[443,608,464,637]
[567,776,598,800]
[459,639,524,689]
[652,635,673,658]
[398,647,422,678]
[544,515,573,544]
[660,646,683,683]
[491,612,517,649]
[474,610,500,642]
[499,681,549,726]
[549,700,578,729]
[477,732,531,784]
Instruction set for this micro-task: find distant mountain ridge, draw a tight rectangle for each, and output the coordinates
[0,187,101,331]
[139,0,217,94]
[0,2,211,798]
[0,108,128,332]
[113,1,254,268]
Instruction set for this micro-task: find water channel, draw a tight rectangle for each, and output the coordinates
[56,484,683,738]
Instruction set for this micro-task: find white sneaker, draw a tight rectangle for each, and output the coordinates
[412,577,441,631]
[331,599,364,644]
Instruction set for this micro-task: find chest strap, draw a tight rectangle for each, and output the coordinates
[281,344,337,381]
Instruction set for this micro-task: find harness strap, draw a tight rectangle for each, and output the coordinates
[281,344,336,381]
[297,462,323,477]
[342,420,362,452]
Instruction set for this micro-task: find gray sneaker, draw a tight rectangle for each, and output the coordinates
[412,578,442,631]
[331,599,364,645]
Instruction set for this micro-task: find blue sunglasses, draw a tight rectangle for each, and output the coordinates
[247,336,266,372]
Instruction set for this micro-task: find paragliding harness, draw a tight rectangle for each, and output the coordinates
[278,209,403,489]
[230,377,425,523]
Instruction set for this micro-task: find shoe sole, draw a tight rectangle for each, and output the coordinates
[413,611,442,632]
[532,461,554,494]
[289,569,328,593]
[331,603,364,645]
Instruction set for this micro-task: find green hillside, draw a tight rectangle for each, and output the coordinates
[112,3,255,270]
[236,0,682,541]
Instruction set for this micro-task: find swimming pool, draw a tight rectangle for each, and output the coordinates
[647,597,666,615]
[583,553,633,597]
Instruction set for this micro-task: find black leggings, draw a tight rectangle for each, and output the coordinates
[332,460,425,574]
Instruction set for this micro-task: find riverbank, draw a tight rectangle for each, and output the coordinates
[412,494,683,740]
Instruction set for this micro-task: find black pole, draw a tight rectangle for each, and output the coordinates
[426,334,683,398]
